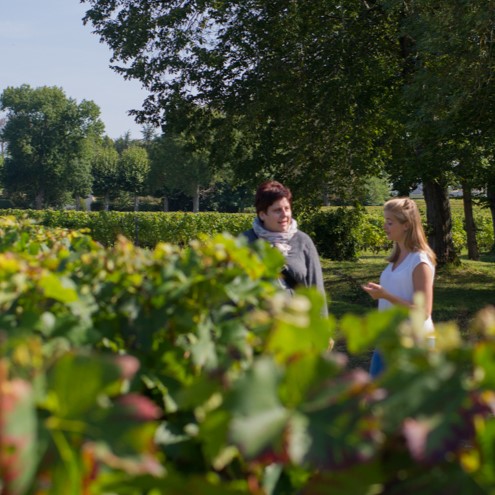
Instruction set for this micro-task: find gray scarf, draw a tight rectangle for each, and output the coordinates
[252,217,298,256]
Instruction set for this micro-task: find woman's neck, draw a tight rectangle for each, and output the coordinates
[397,243,411,258]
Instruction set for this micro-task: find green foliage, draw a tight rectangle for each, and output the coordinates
[82,0,398,201]
[118,146,150,197]
[0,351,163,494]
[0,361,37,495]
[300,206,365,261]
[91,142,120,208]
[68,157,93,202]
[1,218,495,493]
[475,214,495,253]
[362,176,391,206]
[0,85,104,209]
[0,217,329,492]
[147,133,213,212]
[0,209,254,248]
[357,210,392,254]
[2,201,493,258]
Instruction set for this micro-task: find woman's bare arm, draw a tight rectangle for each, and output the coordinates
[362,262,433,317]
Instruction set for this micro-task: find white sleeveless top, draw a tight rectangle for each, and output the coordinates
[379,251,435,331]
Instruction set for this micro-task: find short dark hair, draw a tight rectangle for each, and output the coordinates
[254,180,292,214]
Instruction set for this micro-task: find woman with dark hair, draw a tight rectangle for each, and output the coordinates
[243,180,328,315]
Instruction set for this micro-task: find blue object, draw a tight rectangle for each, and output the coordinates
[369,349,385,378]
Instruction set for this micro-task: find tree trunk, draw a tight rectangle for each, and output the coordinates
[34,189,44,210]
[192,186,200,213]
[461,181,479,260]
[422,179,458,266]
[75,194,81,211]
[487,182,495,252]
[134,194,139,212]
[162,196,169,212]
[321,183,330,206]
[104,192,110,211]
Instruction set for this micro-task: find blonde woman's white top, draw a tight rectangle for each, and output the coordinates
[378,251,435,330]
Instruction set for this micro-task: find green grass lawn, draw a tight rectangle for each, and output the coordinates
[322,251,495,369]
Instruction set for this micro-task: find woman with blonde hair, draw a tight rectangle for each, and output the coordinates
[362,197,436,377]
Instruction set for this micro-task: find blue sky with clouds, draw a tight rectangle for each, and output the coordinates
[1,0,149,139]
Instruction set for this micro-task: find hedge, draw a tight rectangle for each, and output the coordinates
[0,205,493,259]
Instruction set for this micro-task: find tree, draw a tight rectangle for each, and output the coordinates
[362,175,391,206]
[0,85,104,209]
[82,0,495,262]
[70,157,93,210]
[91,139,120,210]
[141,124,157,145]
[148,135,178,212]
[82,0,398,201]
[114,131,133,154]
[118,145,150,211]
[382,0,495,263]
[148,134,213,212]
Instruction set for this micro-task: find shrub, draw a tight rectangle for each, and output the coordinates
[300,206,365,260]
[1,202,493,259]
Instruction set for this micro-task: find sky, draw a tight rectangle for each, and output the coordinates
[1,0,149,140]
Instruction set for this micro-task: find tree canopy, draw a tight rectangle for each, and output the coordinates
[82,0,399,200]
[0,85,104,209]
[91,139,120,211]
[119,145,150,211]
[0,1,485,262]
[382,0,495,263]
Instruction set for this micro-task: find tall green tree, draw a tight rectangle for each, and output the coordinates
[91,139,120,210]
[140,124,157,145]
[82,0,398,200]
[149,134,213,212]
[382,0,495,263]
[69,157,93,210]
[148,135,179,212]
[114,131,133,154]
[118,145,150,211]
[0,85,104,209]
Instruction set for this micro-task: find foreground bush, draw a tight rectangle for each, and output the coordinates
[1,218,495,494]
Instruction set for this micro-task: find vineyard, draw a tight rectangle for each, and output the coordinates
[1,202,494,258]
[1,217,495,494]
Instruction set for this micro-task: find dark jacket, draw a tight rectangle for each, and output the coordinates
[243,228,328,316]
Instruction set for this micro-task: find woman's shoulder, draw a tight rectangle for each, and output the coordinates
[242,228,257,242]
[412,250,433,261]
[292,230,316,245]
[290,231,322,257]
[410,250,435,270]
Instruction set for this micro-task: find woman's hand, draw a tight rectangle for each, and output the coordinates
[362,282,385,300]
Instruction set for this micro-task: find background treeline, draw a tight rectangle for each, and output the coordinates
[0,87,389,215]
